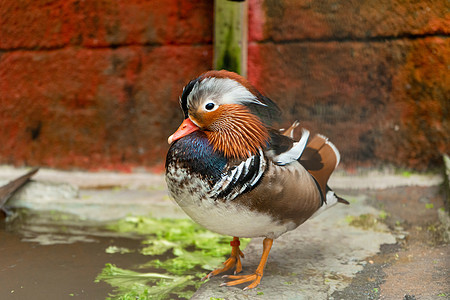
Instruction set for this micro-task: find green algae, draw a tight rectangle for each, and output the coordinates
[95,264,193,300]
[96,216,250,299]
[345,214,388,231]
[105,246,133,254]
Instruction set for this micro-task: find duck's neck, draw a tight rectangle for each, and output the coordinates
[205,107,269,160]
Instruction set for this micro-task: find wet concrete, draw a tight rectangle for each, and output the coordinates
[0,166,449,299]
[0,219,148,299]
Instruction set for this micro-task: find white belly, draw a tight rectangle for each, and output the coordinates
[166,170,294,239]
[182,197,294,239]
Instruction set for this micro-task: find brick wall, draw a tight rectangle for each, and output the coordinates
[247,0,449,170]
[1,0,448,171]
[0,0,213,171]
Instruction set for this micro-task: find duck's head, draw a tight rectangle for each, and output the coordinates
[168,70,281,159]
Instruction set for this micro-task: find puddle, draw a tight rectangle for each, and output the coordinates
[1,211,249,299]
[1,219,149,299]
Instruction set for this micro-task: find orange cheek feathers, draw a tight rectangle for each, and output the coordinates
[168,118,200,144]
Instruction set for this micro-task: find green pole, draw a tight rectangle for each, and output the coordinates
[213,0,248,76]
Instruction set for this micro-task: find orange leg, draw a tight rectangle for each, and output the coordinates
[202,237,245,280]
[221,238,273,290]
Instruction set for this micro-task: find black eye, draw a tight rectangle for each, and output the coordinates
[205,103,215,110]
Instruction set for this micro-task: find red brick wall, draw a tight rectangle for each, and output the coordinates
[247,0,449,170]
[1,0,448,171]
[0,0,213,171]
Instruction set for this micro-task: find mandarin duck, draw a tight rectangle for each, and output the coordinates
[165,70,348,290]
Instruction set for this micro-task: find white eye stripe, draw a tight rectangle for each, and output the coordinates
[188,77,265,107]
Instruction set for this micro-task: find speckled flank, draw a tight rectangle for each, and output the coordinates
[166,157,294,239]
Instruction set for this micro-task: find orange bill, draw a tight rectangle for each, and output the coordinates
[168,118,200,144]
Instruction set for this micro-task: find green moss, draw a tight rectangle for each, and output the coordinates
[345,214,385,231]
[378,210,388,220]
[401,171,412,177]
[345,197,360,204]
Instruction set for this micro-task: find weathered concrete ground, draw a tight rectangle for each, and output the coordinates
[0,166,448,299]
[193,186,449,300]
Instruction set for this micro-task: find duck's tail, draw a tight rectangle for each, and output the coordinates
[299,134,346,205]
